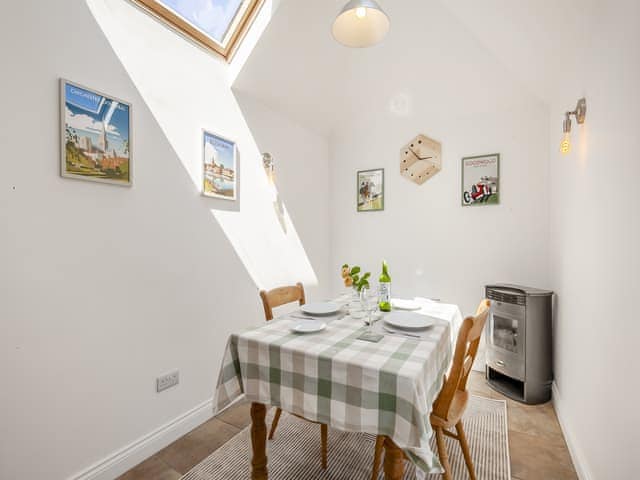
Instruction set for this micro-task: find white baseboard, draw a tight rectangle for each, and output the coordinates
[552,382,593,480]
[68,399,214,480]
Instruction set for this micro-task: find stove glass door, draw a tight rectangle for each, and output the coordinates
[490,311,523,356]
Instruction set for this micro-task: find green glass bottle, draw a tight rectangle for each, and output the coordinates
[379,260,391,312]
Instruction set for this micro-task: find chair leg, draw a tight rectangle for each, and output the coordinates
[371,435,384,480]
[268,407,282,440]
[321,423,328,469]
[455,421,476,480]
[435,427,452,480]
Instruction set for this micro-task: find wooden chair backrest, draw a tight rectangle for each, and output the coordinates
[432,299,491,420]
[259,282,306,321]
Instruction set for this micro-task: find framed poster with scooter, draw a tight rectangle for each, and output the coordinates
[461,153,500,206]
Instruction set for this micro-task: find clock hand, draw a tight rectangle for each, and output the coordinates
[408,147,434,161]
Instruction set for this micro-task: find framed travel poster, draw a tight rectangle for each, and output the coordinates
[202,130,237,200]
[357,168,384,212]
[461,154,500,206]
[60,79,132,186]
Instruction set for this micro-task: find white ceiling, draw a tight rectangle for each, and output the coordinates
[232,0,353,135]
[442,0,598,103]
[233,0,598,136]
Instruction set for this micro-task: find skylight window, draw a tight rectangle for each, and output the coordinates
[136,0,263,61]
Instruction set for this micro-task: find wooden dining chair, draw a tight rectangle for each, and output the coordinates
[370,299,491,480]
[258,282,329,469]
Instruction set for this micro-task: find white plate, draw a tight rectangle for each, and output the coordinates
[384,311,438,330]
[391,298,422,311]
[301,301,340,316]
[291,320,327,333]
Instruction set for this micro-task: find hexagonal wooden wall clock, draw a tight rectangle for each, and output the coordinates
[400,134,442,185]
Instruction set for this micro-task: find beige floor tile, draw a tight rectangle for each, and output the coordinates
[190,416,242,449]
[157,418,239,474]
[215,399,252,429]
[507,401,565,440]
[115,454,181,480]
[509,430,578,480]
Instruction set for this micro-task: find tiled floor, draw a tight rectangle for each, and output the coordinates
[117,371,577,480]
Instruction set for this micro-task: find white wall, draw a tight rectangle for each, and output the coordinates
[0,1,329,478]
[548,2,640,478]
[3,0,638,478]
[328,0,551,322]
[234,92,331,300]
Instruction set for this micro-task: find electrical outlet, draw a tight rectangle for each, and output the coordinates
[156,370,179,393]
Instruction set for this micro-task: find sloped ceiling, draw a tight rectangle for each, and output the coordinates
[233,0,598,136]
[232,0,352,135]
[442,0,598,103]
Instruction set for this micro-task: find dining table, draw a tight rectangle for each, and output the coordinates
[213,296,463,479]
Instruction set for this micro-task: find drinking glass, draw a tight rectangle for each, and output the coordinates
[360,287,378,333]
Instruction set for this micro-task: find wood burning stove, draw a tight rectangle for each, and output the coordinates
[485,284,554,405]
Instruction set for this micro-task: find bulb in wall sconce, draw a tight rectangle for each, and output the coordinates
[560,112,572,154]
[262,152,275,185]
[560,132,571,155]
[559,98,586,156]
[356,7,367,18]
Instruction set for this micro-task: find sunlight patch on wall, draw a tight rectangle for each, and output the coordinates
[212,191,317,288]
[86,0,317,289]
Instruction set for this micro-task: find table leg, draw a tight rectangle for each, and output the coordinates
[250,402,268,480]
[382,436,405,480]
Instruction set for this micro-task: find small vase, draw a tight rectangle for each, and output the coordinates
[342,286,357,306]
[353,287,363,310]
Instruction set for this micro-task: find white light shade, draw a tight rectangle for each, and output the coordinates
[332,0,390,48]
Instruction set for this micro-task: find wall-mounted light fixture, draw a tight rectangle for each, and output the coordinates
[263,152,286,232]
[560,98,586,155]
[332,0,390,48]
[262,152,275,185]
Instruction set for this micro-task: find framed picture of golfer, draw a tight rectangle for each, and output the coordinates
[357,168,384,212]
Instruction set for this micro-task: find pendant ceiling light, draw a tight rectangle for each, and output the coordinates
[332,0,390,48]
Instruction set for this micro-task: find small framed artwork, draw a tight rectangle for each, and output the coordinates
[461,154,500,206]
[357,168,384,212]
[60,79,132,186]
[202,130,237,200]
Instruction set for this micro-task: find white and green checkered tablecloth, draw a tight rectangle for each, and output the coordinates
[213,300,463,474]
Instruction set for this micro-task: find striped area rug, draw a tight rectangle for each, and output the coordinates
[182,396,510,480]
